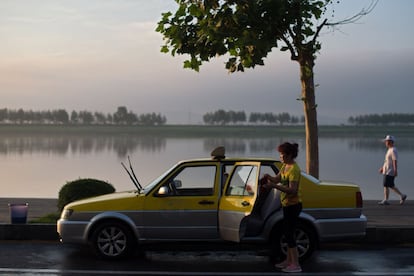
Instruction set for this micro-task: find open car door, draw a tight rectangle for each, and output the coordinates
[218,162,260,242]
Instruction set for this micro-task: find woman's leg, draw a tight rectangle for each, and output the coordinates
[283,203,302,266]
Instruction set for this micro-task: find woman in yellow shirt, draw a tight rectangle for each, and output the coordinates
[264,142,302,273]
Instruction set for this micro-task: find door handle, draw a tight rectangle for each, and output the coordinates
[241,201,250,207]
[198,200,215,205]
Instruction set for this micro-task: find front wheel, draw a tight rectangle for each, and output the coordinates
[90,221,136,260]
[271,222,317,262]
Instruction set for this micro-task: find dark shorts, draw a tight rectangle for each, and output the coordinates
[383,175,395,188]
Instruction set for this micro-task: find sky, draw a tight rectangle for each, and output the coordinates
[0,0,413,125]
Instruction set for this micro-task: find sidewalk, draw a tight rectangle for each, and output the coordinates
[363,199,414,227]
[0,198,412,242]
[360,199,414,244]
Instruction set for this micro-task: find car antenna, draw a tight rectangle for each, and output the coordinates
[121,156,143,191]
[128,156,143,190]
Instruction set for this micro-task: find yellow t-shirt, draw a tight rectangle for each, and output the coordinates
[280,163,302,207]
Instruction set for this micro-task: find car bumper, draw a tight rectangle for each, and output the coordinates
[316,214,367,241]
[57,219,89,244]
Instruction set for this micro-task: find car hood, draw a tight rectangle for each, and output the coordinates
[64,190,140,210]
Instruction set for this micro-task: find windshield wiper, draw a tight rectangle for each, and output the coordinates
[121,156,143,192]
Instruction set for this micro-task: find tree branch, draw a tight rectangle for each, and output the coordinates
[282,33,298,61]
[311,18,328,46]
[326,0,378,26]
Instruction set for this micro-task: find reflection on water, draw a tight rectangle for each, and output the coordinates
[203,137,307,155]
[0,135,307,158]
[0,134,166,158]
[1,134,413,158]
[0,133,413,199]
[348,137,414,152]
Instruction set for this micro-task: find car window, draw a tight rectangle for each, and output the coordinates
[226,165,258,196]
[169,165,216,196]
[221,164,234,191]
[259,164,279,180]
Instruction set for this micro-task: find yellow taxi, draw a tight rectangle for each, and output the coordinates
[57,147,366,260]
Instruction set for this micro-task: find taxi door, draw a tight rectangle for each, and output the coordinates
[218,162,260,242]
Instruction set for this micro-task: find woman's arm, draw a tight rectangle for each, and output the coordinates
[278,180,299,194]
[264,174,299,194]
[265,173,281,184]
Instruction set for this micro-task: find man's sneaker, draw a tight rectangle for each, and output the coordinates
[400,194,407,205]
[282,265,302,273]
[378,200,390,205]
[275,260,289,269]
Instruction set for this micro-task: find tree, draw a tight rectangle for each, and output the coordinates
[78,111,94,124]
[71,111,79,124]
[0,108,7,122]
[203,109,246,125]
[113,106,129,124]
[53,109,69,124]
[157,0,376,178]
[94,112,107,124]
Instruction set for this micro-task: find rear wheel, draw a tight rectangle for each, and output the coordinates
[90,221,136,260]
[271,222,317,262]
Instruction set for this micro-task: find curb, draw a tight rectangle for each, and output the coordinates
[0,224,59,241]
[362,226,414,243]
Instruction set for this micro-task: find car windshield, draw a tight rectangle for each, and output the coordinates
[141,165,177,194]
[301,171,321,184]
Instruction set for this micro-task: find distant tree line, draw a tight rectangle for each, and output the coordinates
[203,110,303,125]
[348,113,414,125]
[0,106,167,126]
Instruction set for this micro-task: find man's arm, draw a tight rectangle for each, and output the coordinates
[393,159,398,177]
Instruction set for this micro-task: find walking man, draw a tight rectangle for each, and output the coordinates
[378,135,407,205]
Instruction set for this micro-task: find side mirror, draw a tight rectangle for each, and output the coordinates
[156,186,170,196]
[173,179,182,188]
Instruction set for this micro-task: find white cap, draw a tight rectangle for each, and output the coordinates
[383,135,395,142]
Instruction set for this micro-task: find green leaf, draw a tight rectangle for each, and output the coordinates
[303,27,315,36]
[183,60,192,69]
[160,45,169,53]
[188,4,201,17]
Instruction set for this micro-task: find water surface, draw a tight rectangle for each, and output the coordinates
[1,133,412,201]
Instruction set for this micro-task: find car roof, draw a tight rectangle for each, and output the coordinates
[177,157,280,164]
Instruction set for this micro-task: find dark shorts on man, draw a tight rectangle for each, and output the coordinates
[383,175,395,188]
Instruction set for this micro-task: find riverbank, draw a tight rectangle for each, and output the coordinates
[1,124,414,138]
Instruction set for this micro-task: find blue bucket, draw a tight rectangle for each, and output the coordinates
[9,203,29,224]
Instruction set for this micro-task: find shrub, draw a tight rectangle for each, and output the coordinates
[58,178,115,211]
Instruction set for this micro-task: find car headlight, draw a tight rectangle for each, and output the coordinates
[60,209,73,220]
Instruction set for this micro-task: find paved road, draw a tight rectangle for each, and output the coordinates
[0,241,413,275]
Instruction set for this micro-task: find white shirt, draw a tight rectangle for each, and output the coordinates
[382,147,398,176]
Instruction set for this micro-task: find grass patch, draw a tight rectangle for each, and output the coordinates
[29,212,60,224]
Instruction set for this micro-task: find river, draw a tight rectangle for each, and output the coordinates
[0,131,412,201]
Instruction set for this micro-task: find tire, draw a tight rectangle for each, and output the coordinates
[90,221,136,260]
[271,222,317,262]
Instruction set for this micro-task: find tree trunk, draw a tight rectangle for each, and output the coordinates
[298,55,319,179]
